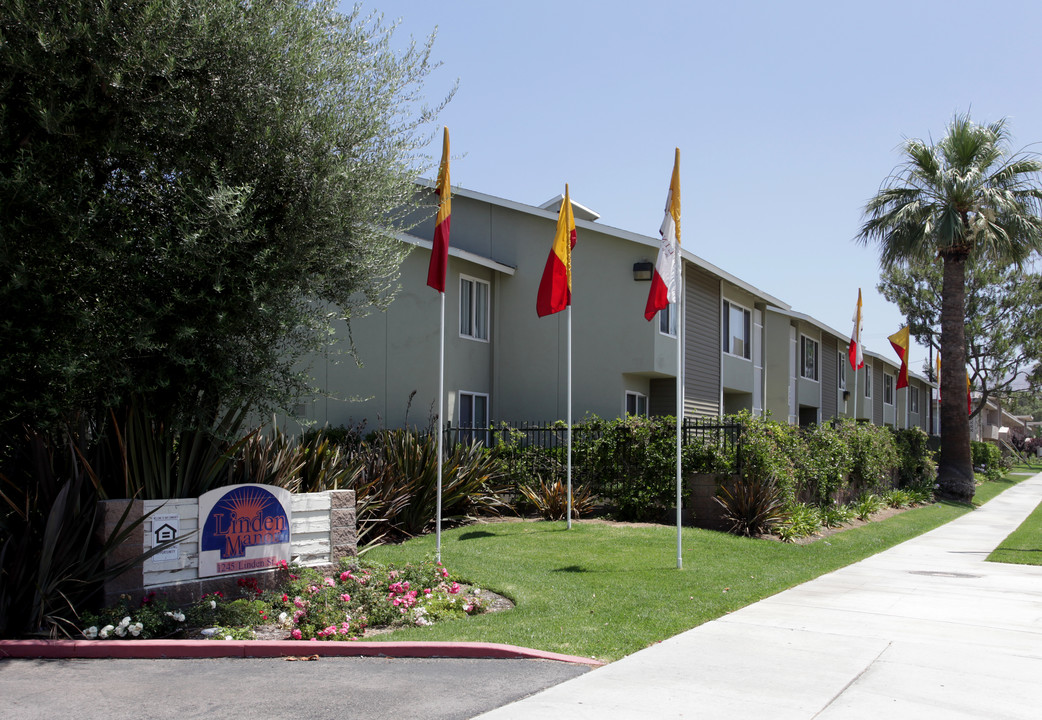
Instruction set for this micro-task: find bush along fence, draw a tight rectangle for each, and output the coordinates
[445,416,743,523]
[443,413,939,531]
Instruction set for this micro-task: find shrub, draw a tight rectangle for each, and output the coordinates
[893,427,937,490]
[798,423,853,504]
[882,488,912,508]
[579,415,687,522]
[344,428,508,543]
[818,502,854,528]
[840,421,900,492]
[734,414,800,504]
[852,493,885,520]
[775,502,820,542]
[971,441,1005,481]
[714,477,786,537]
[0,428,180,638]
[518,477,596,521]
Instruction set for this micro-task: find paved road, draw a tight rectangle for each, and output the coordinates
[0,656,589,720]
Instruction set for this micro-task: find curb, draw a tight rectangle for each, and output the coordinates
[0,639,604,666]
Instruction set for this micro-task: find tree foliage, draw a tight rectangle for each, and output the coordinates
[0,0,449,435]
[857,114,1042,501]
[879,258,1042,417]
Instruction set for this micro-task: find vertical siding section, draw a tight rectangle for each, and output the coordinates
[821,335,838,421]
[873,364,884,425]
[684,265,721,417]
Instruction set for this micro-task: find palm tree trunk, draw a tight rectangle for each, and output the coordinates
[938,253,975,500]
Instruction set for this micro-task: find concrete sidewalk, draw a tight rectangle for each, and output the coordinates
[477,472,1042,719]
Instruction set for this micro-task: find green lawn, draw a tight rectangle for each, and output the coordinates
[365,470,1034,662]
[988,463,1042,566]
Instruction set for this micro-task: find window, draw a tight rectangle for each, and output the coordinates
[658,303,676,337]
[458,391,489,444]
[722,300,751,359]
[884,373,894,405]
[800,335,819,381]
[625,391,648,417]
[910,386,920,414]
[838,351,847,390]
[459,276,489,341]
[864,364,872,398]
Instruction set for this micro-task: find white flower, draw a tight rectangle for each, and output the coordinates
[129,623,142,637]
[83,626,98,639]
[224,635,233,641]
[210,600,217,610]
[99,625,114,639]
[114,625,126,638]
[473,588,482,595]
[164,610,185,623]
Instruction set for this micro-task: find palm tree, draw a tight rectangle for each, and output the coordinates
[858,114,1042,501]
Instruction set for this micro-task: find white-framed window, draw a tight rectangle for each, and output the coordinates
[658,304,676,337]
[910,386,920,414]
[459,275,489,341]
[722,300,751,360]
[884,373,895,406]
[800,335,819,381]
[838,350,847,390]
[625,391,648,417]
[864,363,872,398]
[458,391,489,444]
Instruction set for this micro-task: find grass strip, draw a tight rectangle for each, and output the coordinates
[364,469,1034,662]
[988,463,1042,566]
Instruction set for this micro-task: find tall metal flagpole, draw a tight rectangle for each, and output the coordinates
[675,241,684,570]
[429,126,450,564]
[567,304,573,530]
[436,289,444,561]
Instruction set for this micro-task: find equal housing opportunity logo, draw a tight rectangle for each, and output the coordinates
[198,484,292,578]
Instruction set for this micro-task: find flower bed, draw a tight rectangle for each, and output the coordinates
[79,557,493,642]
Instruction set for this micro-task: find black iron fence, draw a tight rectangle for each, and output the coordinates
[444,417,743,492]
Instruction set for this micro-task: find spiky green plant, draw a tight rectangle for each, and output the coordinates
[714,478,786,537]
[518,476,596,521]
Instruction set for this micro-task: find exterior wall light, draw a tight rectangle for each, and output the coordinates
[633,261,653,281]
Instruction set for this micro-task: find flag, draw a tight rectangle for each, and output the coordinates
[644,149,681,321]
[968,371,972,415]
[888,326,910,389]
[536,184,576,317]
[848,289,864,370]
[426,127,451,292]
[936,351,941,400]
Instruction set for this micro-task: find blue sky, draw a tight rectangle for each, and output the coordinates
[352,0,1042,376]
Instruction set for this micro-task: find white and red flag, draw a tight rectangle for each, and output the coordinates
[849,289,865,370]
[644,149,681,321]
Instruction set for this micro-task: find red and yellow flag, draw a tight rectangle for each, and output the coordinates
[888,326,910,389]
[644,149,681,321]
[536,184,576,317]
[426,127,452,293]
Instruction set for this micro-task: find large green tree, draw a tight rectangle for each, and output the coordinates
[879,258,1042,418]
[858,115,1042,501]
[0,0,448,436]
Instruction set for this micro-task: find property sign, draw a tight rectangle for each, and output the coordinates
[149,512,181,563]
[197,484,292,578]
